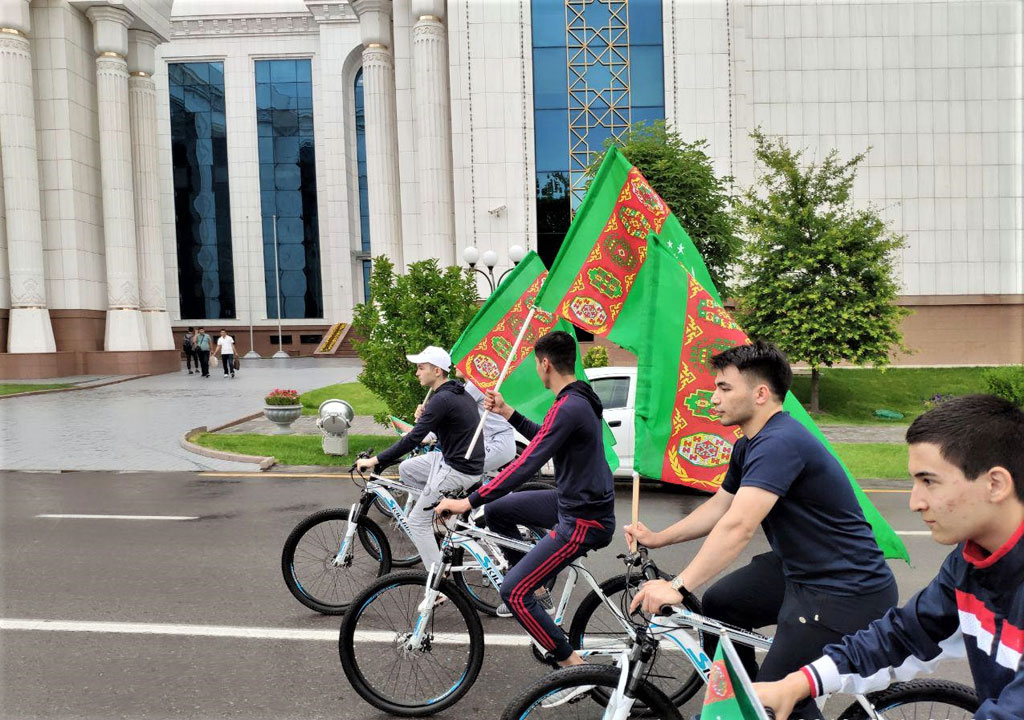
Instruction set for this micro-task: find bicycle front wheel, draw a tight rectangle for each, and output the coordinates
[837,679,978,720]
[568,573,704,712]
[281,509,391,614]
[339,570,485,717]
[501,665,683,720]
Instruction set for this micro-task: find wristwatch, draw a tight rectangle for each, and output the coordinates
[670,576,690,597]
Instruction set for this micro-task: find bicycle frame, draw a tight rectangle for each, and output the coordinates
[332,473,422,566]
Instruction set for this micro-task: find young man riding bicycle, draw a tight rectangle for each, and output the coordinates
[755,394,1024,719]
[356,346,484,573]
[626,340,897,720]
[435,330,616,670]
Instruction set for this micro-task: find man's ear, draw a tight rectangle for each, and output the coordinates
[986,466,1017,504]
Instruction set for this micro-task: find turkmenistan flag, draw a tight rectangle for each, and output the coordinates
[702,633,772,720]
[637,235,908,561]
[533,147,717,352]
[449,251,619,472]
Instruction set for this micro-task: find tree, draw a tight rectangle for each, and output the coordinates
[735,129,909,413]
[586,121,741,293]
[352,257,479,424]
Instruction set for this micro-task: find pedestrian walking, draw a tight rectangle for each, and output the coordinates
[182,327,198,375]
[214,329,236,378]
[193,327,212,377]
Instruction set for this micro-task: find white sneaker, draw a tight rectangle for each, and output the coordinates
[541,684,595,708]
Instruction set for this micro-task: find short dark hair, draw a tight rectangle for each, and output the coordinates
[534,330,577,375]
[710,340,793,400]
[906,394,1024,500]
[187,327,194,332]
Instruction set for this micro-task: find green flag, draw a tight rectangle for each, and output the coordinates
[449,251,618,472]
[533,147,717,353]
[636,234,909,561]
[702,633,772,720]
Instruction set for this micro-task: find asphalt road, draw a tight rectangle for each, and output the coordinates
[0,471,972,719]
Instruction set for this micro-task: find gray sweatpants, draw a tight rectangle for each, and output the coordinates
[398,452,480,572]
[484,431,516,474]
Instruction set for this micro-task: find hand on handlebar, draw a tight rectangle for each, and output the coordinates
[629,578,683,615]
[434,497,471,517]
[752,672,812,720]
[355,456,378,474]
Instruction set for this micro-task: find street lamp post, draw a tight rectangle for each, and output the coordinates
[244,213,262,359]
[271,214,289,359]
[462,244,526,295]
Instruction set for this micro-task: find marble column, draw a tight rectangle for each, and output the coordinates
[0,1,56,353]
[351,0,404,269]
[86,6,147,350]
[411,0,455,267]
[128,31,173,350]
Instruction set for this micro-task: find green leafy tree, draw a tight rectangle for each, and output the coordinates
[586,121,741,293]
[735,129,909,414]
[353,257,479,424]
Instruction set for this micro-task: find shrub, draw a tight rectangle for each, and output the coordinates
[982,366,1024,407]
[265,389,300,406]
[582,345,610,369]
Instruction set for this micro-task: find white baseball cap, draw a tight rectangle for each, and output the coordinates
[406,346,452,372]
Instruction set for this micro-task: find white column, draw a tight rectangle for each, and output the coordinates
[411,0,455,267]
[352,0,404,269]
[86,6,147,351]
[128,30,173,350]
[0,1,56,353]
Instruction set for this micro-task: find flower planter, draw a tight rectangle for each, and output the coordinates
[264,404,302,434]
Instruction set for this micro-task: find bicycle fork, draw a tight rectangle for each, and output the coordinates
[406,559,449,651]
[331,502,362,567]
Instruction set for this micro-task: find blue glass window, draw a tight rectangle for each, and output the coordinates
[355,68,371,302]
[169,61,235,320]
[256,58,323,319]
[532,0,666,265]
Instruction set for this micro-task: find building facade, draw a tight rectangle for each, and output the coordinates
[0,0,1021,378]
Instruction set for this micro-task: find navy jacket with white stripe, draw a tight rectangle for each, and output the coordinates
[802,523,1024,719]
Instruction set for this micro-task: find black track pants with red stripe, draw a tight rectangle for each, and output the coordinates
[490,495,614,662]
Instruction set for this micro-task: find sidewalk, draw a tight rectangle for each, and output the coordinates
[0,358,363,472]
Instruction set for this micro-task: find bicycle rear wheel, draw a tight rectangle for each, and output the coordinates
[501,665,683,720]
[837,679,977,720]
[339,570,485,717]
[568,573,704,713]
[281,509,391,614]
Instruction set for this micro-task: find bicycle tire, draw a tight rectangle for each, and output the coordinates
[339,569,485,716]
[501,664,683,720]
[281,508,392,614]
[568,573,705,713]
[837,679,978,720]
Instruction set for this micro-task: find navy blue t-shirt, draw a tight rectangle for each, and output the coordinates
[721,411,894,595]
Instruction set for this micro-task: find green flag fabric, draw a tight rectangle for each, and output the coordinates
[702,634,772,720]
[449,251,619,472]
[636,235,909,561]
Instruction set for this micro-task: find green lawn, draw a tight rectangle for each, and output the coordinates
[791,367,991,425]
[833,442,908,481]
[193,433,384,466]
[299,382,387,417]
[0,383,72,397]
[195,432,907,479]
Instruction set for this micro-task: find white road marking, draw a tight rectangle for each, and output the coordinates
[35,514,199,521]
[0,619,531,645]
[896,530,932,536]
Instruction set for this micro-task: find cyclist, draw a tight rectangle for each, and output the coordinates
[626,340,897,720]
[356,346,484,573]
[755,394,1024,720]
[435,330,615,669]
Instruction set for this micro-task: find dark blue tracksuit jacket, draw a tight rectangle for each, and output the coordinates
[802,523,1024,719]
[467,380,614,521]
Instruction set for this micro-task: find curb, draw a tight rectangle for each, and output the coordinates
[180,425,277,471]
[0,374,149,400]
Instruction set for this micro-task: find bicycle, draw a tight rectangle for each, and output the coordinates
[281,449,550,614]
[337,504,700,717]
[504,548,979,720]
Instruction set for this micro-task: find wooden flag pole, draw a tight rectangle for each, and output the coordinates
[629,471,640,552]
[464,306,538,460]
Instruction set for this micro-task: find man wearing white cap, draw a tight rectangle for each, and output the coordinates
[356,346,485,572]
